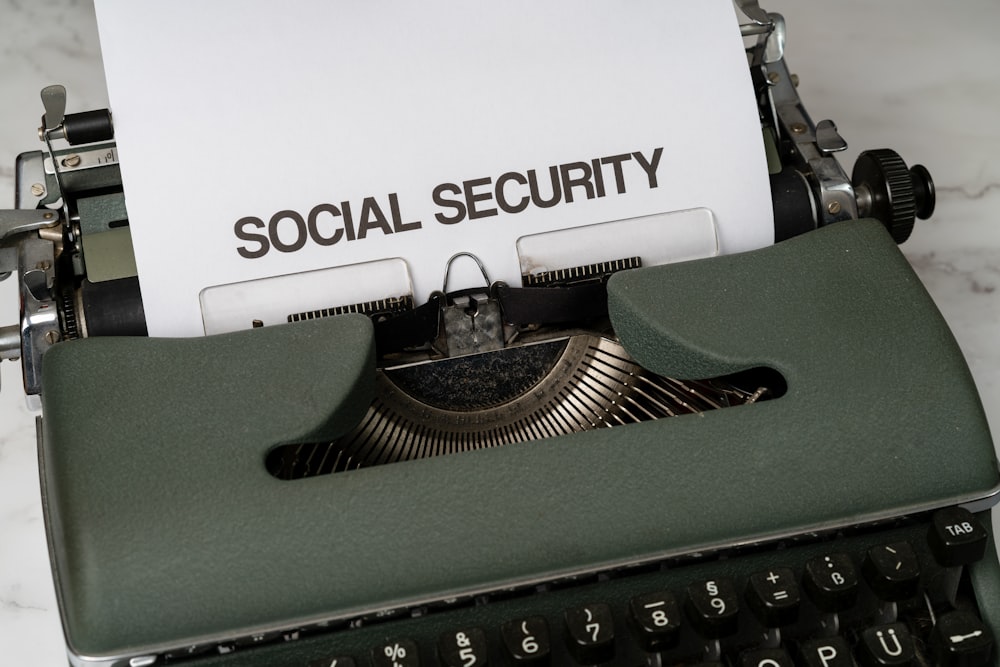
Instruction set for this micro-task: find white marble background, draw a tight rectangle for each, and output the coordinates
[1,1,998,664]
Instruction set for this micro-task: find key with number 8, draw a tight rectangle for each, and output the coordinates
[629,590,681,651]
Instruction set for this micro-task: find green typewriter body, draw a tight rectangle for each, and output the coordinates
[1,4,997,666]
[34,220,1000,667]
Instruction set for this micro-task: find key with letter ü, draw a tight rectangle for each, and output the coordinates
[858,622,915,666]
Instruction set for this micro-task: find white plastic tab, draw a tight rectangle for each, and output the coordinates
[200,257,412,335]
[516,208,718,281]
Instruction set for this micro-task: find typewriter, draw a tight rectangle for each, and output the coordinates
[1,4,998,667]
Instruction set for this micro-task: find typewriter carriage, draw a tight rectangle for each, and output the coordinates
[0,4,936,411]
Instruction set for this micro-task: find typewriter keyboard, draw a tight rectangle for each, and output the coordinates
[177,508,995,667]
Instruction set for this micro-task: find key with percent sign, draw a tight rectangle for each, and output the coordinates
[372,639,420,667]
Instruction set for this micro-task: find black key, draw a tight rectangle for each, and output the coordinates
[929,507,989,567]
[739,647,794,666]
[438,628,488,667]
[862,542,921,601]
[858,622,914,666]
[628,590,681,651]
[564,603,615,665]
[372,639,420,667]
[309,658,357,667]
[686,578,739,639]
[746,567,800,627]
[500,616,550,664]
[804,553,859,612]
[797,637,855,667]
[931,609,994,667]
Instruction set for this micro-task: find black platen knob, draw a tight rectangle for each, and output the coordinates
[63,109,114,145]
[852,149,935,244]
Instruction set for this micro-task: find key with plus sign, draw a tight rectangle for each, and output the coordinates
[747,567,800,627]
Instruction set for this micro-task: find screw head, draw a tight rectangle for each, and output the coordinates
[828,201,843,215]
[791,122,807,134]
[45,330,60,345]
[62,154,82,168]
[767,72,780,84]
[30,183,46,197]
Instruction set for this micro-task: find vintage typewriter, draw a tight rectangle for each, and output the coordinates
[1,4,998,667]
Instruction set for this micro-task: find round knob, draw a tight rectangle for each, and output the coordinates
[852,149,935,243]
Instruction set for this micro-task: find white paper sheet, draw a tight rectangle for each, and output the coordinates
[94,0,773,337]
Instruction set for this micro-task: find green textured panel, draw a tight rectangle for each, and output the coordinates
[41,315,375,658]
[77,191,128,235]
[763,127,781,175]
[39,220,998,662]
[81,227,137,282]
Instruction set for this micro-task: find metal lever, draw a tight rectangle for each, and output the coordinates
[37,85,72,216]
[40,84,67,138]
[736,0,773,35]
[0,209,60,244]
[816,120,848,155]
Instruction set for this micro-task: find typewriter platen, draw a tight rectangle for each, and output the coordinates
[2,4,999,667]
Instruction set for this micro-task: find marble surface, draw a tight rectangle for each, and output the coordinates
[1,1,998,664]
